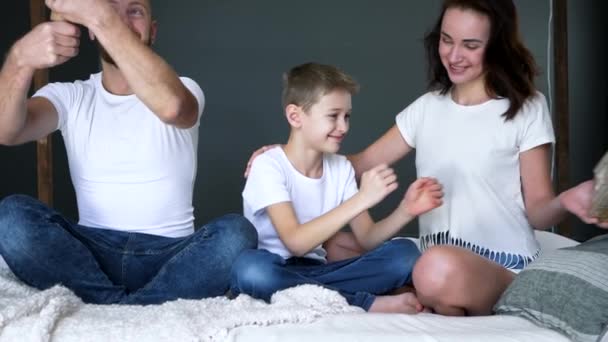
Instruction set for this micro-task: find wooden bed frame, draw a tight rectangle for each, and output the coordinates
[552,0,570,236]
[29,0,573,235]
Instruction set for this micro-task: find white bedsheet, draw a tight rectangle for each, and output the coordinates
[228,312,571,342]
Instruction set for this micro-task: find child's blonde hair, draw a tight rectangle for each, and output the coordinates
[282,62,359,112]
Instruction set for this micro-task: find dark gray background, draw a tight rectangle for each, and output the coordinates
[1,1,606,241]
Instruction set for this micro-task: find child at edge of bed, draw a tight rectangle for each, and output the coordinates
[229,62,443,313]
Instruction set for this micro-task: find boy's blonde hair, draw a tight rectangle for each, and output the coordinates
[282,63,359,112]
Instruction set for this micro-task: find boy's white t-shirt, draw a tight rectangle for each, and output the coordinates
[395,91,554,267]
[243,147,359,262]
[33,73,205,238]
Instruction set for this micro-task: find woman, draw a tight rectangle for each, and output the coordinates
[348,0,606,315]
[246,0,607,316]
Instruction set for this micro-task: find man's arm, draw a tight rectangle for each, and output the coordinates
[0,21,80,145]
[47,0,199,128]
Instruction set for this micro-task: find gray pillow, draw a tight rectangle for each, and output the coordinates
[494,234,608,342]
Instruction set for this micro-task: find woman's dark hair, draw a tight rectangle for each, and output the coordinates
[424,0,539,120]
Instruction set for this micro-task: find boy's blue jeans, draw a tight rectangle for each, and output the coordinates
[230,238,420,310]
[0,195,257,305]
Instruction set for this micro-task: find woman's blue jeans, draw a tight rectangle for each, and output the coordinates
[230,238,420,310]
[0,195,257,305]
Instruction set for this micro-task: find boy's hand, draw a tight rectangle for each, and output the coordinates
[358,164,398,208]
[401,177,443,217]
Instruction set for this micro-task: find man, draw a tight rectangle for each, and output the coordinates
[0,0,257,305]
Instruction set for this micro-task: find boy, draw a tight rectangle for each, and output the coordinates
[231,63,443,313]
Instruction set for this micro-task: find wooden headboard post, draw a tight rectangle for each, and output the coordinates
[553,0,570,236]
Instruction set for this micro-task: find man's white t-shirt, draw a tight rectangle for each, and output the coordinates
[243,147,358,262]
[395,91,554,268]
[34,73,205,238]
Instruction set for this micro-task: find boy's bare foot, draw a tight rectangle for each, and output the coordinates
[368,292,426,314]
[389,284,416,295]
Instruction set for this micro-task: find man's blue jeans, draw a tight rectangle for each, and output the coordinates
[230,239,420,310]
[0,195,257,305]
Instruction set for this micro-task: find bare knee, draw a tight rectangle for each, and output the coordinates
[413,246,515,316]
[413,246,463,303]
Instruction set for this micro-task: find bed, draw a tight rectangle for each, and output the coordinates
[229,230,579,342]
[0,231,579,342]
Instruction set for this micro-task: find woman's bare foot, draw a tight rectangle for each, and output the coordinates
[368,292,426,314]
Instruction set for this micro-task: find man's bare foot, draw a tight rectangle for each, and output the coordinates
[368,292,425,314]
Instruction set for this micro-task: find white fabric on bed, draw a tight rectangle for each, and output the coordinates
[534,229,579,250]
[0,257,360,342]
[228,312,571,342]
[0,231,577,341]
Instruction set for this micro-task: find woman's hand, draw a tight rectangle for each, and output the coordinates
[559,180,608,229]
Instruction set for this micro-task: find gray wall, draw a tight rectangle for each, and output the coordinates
[567,0,608,241]
[151,0,553,236]
[0,1,37,200]
[1,1,604,240]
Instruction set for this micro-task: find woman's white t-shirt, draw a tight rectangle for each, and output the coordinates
[395,91,554,268]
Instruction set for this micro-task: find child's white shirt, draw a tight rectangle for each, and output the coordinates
[243,147,358,262]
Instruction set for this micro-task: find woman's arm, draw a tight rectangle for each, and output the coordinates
[519,144,568,229]
[348,125,413,180]
[521,144,608,229]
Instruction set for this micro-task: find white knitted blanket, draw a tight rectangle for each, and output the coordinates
[0,258,363,342]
